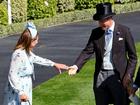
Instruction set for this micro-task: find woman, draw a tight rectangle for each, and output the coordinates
[3,22,68,105]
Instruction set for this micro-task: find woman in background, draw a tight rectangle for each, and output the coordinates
[3,22,68,105]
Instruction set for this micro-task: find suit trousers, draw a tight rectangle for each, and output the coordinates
[93,70,129,105]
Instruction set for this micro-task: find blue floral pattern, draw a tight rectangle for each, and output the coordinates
[3,49,55,105]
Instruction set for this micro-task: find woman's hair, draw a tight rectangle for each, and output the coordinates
[14,29,38,55]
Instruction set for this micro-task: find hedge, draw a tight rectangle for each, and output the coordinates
[0,0,8,25]
[11,0,27,23]
[75,0,114,10]
[57,0,75,13]
[0,3,7,25]
[27,0,57,20]
[0,2,140,37]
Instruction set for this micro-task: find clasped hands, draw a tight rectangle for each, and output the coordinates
[67,65,78,75]
[59,64,78,75]
[54,63,78,75]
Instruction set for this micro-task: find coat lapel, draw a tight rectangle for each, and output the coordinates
[112,24,120,56]
[98,28,105,58]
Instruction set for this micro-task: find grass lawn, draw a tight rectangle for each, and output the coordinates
[33,43,140,105]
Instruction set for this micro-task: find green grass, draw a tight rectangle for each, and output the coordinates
[33,43,140,105]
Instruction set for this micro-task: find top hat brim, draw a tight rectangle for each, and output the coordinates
[93,13,116,21]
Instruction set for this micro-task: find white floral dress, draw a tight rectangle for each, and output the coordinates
[3,49,55,105]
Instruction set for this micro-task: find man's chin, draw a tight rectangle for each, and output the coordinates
[101,27,107,30]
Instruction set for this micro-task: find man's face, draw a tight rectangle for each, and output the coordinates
[98,17,113,30]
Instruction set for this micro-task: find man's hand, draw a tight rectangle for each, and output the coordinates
[68,65,78,75]
[128,84,138,96]
[128,87,138,96]
[123,73,132,88]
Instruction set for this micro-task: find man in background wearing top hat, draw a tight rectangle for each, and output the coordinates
[68,2,137,105]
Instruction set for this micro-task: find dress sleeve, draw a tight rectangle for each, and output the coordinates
[8,51,26,95]
[31,52,55,67]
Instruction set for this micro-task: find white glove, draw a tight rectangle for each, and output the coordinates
[68,65,78,75]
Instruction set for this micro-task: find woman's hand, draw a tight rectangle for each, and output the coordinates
[20,93,28,102]
[54,63,69,74]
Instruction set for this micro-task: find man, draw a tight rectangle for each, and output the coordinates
[68,2,137,105]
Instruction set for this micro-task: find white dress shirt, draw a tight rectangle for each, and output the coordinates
[102,21,115,70]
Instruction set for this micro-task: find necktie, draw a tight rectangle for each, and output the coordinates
[104,29,113,51]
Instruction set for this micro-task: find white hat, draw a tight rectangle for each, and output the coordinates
[26,22,37,39]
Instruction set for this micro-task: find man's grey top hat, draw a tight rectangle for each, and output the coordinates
[93,2,116,21]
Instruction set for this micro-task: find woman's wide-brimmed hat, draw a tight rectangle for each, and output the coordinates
[93,2,116,21]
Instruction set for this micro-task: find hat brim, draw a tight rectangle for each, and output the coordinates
[93,13,116,21]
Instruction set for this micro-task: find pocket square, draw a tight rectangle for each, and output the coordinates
[118,37,123,41]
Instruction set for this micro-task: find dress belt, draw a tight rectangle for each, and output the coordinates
[101,69,115,71]
[20,75,31,78]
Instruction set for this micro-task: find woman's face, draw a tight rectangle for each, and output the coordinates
[30,36,39,48]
